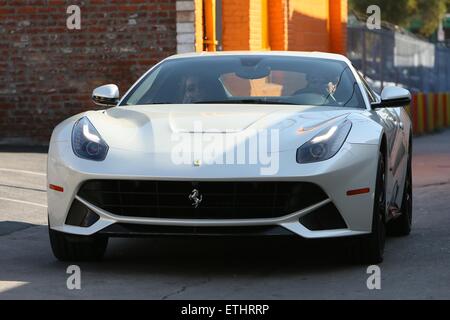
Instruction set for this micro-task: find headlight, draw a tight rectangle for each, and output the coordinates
[296,119,352,163]
[72,117,109,161]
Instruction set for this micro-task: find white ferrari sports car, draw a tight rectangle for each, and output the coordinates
[47,51,412,263]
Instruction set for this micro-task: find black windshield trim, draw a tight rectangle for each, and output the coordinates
[119,55,363,108]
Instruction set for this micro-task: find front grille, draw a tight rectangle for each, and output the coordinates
[77,180,328,220]
[99,224,295,237]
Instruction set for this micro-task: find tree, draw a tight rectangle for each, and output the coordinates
[349,0,418,27]
[415,0,447,37]
[349,0,448,37]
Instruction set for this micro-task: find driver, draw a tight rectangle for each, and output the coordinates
[295,73,338,100]
[182,75,205,103]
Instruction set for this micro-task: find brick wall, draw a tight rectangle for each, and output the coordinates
[268,0,287,50]
[193,0,202,52]
[328,0,347,54]
[287,0,347,53]
[248,0,264,50]
[222,0,347,53]
[0,0,177,146]
[222,0,250,50]
[287,0,330,52]
[176,0,196,53]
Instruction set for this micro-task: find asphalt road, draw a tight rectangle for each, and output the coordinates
[0,131,449,299]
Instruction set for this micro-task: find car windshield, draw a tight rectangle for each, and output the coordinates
[120,55,364,108]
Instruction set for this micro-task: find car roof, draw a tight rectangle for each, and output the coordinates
[165,51,351,64]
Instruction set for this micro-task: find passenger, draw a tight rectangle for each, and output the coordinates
[182,75,205,103]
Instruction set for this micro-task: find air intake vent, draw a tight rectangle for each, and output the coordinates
[77,180,328,220]
[65,199,100,227]
[299,203,347,231]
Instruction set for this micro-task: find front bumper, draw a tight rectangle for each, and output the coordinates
[47,141,379,239]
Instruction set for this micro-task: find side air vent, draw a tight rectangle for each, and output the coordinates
[65,199,100,227]
[299,203,347,231]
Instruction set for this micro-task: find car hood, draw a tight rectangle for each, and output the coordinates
[86,104,369,153]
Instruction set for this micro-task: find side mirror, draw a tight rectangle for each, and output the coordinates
[92,84,120,107]
[372,86,411,109]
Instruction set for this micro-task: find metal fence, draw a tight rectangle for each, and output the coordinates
[347,23,450,94]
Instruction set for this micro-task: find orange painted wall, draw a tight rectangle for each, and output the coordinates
[268,0,287,50]
[249,0,265,50]
[287,0,330,52]
[195,0,203,52]
[222,0,251,49]
[328,0,347,54]
[222,0,269,50]
[216,0,347,53]
[285,0,347,54]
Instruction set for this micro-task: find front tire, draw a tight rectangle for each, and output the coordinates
[350,151,387,264]
[49,228,108,262]
[387,151,412,236]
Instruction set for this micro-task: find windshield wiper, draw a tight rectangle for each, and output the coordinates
[141,102,176,105]
[195,99,298,105]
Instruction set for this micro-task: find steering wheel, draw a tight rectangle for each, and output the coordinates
[289,92,328,105]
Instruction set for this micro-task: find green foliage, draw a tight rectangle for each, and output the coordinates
[349,0,417,26]
[349,0,448,37]
[415,0,447,37]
